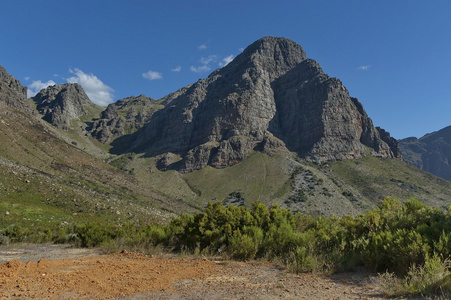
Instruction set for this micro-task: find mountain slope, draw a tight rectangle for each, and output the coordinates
[399,126,451,181]
[0,66,195,229]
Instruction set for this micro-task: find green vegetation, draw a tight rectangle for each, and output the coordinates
[182,152,293,207]
[2,198,451,297]
[329,155,451,208]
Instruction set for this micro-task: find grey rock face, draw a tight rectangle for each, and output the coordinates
[270,59,397,162]
[399,126,451,181]
[110,37,401,172]
[0,65,30,111]
[32,83,94,130]
[89,95,162,143]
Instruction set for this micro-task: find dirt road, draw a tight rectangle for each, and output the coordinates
[0,244,388,299]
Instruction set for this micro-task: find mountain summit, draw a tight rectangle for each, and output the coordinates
[110,37,400,172]
[32,83,100,130]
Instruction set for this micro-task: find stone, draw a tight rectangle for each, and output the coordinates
[0,65,31,112]
[89,95,162,143]
[32,83,96,130]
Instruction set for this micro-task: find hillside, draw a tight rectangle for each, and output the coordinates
[0,69,196,231]
[0,106,199,226]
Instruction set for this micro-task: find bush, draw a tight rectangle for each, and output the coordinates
[287,246,315,273]
[229,233,258,260]
[380,254,451,297]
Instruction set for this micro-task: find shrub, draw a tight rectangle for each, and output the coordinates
[286,246,315,273]
[380,254,451,297]
[229,233,258,260]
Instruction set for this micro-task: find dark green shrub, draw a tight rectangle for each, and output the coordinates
[229,233,258,260]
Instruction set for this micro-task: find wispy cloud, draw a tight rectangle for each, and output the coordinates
[190,55,218,73]
[171,66,182,72]
[27,80,56,98]
[357,65,371,71]
[219,55,234,67]
[142,70,163,80]
[67,68,114,106]
[200,55,217,65]
[190,65,211,73]
[198,43,207,50]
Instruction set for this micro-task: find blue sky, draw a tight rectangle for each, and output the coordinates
[1,0,450,139]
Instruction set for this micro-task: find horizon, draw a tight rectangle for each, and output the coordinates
[1,1,450,140]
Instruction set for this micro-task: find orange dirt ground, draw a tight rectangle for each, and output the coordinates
[0,252,216,299]
[0,246,391,299]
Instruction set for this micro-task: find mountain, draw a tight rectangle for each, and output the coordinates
[399,126,451,181]
[0,65,31,113]
[1,36,451,220]
[90,94,163,144]
[32,83,101,130]
[109,37,400,173]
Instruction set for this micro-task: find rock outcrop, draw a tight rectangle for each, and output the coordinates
[115,37,400,172]
[0,65,30,112]
[399,126,451,181]
[32,83,97,130]
[89,95,162,144]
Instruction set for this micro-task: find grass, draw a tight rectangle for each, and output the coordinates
[108,145,451,217]
[182,151,293,208]
[329,155,451,208]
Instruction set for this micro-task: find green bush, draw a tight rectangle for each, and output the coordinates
[229,233,258,260]
[287,246,315,273]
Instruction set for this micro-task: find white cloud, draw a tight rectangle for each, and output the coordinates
[200,55,217,65]
[357,65,371,71]
[190,65,211,73]
[67,68,114,106]
[171,66,182,72]
[142,70,163,80]
[27,80,56,98]
[198,43,207,50]
[219,55,234,67]
[190,55,218,73]
[24,76,30,81]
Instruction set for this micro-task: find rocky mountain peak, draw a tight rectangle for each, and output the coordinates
[113,37,401,172]
[89,94,163,144]
[32,83,96,130]
[221,36,307,81]
[0,64,30,112]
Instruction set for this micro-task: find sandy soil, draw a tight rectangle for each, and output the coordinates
[0,244,393,299]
